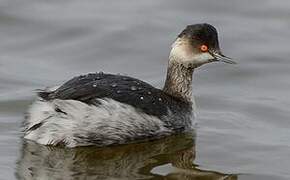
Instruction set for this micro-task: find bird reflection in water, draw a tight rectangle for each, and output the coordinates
[16,133,237,180]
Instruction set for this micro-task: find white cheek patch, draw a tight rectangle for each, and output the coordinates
[190,52,214,64]
[169,38,214,67]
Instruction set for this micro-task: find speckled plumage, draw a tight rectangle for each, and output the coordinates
[39,73,192,119]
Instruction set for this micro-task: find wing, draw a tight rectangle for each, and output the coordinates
[38,72,190,118]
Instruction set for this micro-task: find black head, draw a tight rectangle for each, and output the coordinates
[170,23,235,68]
[178,23,220,52]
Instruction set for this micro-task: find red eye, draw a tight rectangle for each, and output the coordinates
[200,45,208,52]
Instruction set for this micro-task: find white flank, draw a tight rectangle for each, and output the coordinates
[24,98,172,147]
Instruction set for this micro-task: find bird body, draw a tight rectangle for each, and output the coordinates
[24,73,193,147]
[23,23,235,147]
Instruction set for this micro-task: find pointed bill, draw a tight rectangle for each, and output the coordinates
[211,51,237,64]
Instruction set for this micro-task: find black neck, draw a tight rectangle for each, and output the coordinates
[163,61,194,102]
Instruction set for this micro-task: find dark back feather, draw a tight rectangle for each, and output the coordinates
[40,72,192,118]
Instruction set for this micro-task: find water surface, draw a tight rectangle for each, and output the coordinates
[0,0,290,179]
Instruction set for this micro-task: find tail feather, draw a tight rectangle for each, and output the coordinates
[36,89,53,100]
[36,86,60,100]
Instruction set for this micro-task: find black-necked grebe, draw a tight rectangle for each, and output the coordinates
[23,23,235,147]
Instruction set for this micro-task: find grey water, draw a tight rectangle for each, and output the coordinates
[0,0,290,179]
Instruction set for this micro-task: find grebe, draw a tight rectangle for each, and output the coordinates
[23,23,235,147]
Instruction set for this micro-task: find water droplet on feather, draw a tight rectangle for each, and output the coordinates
[130,86,137,91]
